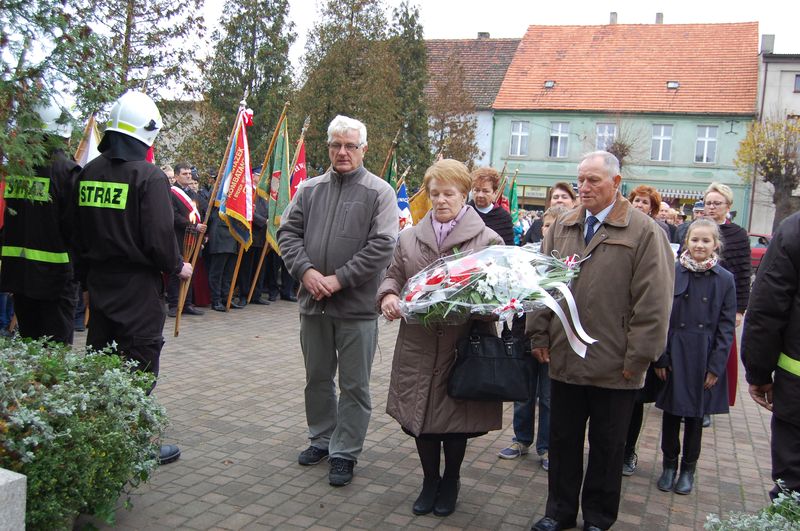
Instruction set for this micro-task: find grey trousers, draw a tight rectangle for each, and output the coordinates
[299,314,378,462]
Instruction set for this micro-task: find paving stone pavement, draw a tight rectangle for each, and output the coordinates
[74,301,774,530]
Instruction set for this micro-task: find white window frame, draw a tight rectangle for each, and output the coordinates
[596,123,617,151]
[651,124,672,162]
[509,121,529,157]
[549,122,569,158]
[695,125,718,164]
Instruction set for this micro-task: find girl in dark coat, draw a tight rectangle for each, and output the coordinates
[654,219,737,495]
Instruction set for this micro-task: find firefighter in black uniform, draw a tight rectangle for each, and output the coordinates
[73,91,191,465]
[0,100,80,344]
[742,211,800,498]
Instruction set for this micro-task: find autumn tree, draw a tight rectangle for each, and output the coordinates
[427,53,481,167]
[295,0,401,175]
[388,1,430,189]
[1,0,122,178]
[735,118,800,230]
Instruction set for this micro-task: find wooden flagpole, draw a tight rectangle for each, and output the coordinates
[379,128,401,180]
[248,114,309,303]
[494,161,509,205]
[174,101,245,336]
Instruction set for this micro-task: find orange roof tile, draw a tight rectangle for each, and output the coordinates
[425,38,521,109]
[493,23,759,115]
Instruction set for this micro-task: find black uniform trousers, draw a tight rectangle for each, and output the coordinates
[166,271,193,309]
[86,268,165,386]
[266,251,295,299]
[208,252,237,304]
[237,246,265,301]
[771,415,800,499]
[14,281,78,345]
[546,380,637,530]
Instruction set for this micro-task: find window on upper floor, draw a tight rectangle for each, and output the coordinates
[651,124,672,162]
[549,122,569,158]
[695,126,718,163]
[596,123,617,151]
[509,121,529,157]
[795,74,800,93]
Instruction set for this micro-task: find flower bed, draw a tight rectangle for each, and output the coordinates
[0,337,166,529]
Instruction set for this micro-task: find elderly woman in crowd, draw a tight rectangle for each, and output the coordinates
[525,181,577,244]
[703,182,751,410]
[467,166,515,245]
[628,185,671,239]
[377,159,503,518]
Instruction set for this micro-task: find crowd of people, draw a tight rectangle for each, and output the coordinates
[3,95,798,531]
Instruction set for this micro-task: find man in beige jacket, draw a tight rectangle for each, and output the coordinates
[529,151,674,531]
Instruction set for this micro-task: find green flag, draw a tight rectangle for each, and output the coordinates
[509,178,519,225]
[383,151,398,190]
[266,118,291,253]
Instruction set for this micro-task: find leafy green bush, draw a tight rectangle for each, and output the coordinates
[0,337,167,529]
[705,482,800,530]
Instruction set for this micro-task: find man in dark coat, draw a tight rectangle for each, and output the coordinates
[166,161,206,316]
[207,205,243,311]
[73,90,192,465]
[236,190,270,306]
[742,211,800,498]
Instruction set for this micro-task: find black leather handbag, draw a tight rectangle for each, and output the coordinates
[447,322,533,401]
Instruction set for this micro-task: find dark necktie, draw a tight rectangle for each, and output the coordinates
[585,215,598,246]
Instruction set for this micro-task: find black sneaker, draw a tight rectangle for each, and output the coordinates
[298,446,329,466]
[329,457,354,486]
[622,452,638,476]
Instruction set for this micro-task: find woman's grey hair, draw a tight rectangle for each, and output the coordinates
[704,182,733,206]
[327,115,367,146]
[579,150,620,179]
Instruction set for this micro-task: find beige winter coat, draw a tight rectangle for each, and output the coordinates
[377,207,504,436]
[527,193,675,389]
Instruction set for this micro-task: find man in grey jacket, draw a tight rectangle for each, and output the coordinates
[278,115,398,486]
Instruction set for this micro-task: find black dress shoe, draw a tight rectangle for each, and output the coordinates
[229,300,245,309]
[182,305,204,316]
[158,444,181,465]
[212,302,226,312]
[167,306,177,317]
[412,477,440,515]
[281,294,298,302]
[267,293,278,301]
[251,296,271,305]
[583,524,605,531]
[532,516,576,531]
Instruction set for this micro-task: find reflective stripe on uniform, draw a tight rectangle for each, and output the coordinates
[1,246,69,264]
[778,353,800,377]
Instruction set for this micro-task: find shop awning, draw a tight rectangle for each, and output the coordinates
[659,189,704,201]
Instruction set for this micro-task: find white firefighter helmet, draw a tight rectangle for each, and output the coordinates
[34,100,73,138]
[105,91,163,147]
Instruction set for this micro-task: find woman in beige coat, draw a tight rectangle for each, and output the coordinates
[378,159,503,517]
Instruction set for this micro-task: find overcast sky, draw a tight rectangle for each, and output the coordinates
[205,0,800,71]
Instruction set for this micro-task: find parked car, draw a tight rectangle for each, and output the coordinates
[749,233,771,272]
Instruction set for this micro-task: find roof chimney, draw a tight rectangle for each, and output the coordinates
[477,32,490,39]
[610,12,617,24]
[655,13,663,24]
[761,34,775,54]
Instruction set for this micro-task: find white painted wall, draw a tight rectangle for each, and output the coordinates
[475,110,494,167]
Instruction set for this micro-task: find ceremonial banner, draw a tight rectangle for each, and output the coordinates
[266,118,290,253]
[289,140,307,199]
[397,179,412,228]
[509,177,519,225]
[216,108,254,249]
[383,151,398,190]
[257,112,287,200]
[409,188,432,226]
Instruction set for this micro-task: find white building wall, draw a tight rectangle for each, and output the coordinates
[474,110,494,167]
